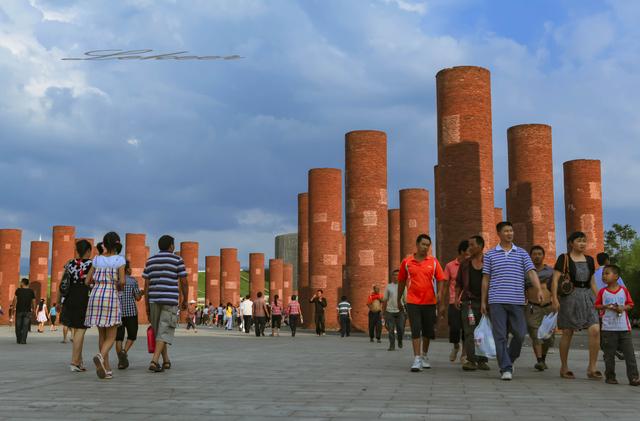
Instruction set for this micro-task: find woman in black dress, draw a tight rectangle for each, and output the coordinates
[60,240,93,372]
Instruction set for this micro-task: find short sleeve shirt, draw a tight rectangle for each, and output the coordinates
[483,244,535,305]
[119,276,141,317]
[143,251,187,306]
[398,255,446,305]
[444,260,461,304]
[596,286,633,331]
[337,301,352,315]
[15,288,36,313]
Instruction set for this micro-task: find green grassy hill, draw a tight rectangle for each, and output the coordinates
[197,270,251,301]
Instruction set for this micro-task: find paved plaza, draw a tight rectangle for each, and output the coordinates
[1,326,639,420]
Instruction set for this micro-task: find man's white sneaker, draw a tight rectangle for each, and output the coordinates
[501,371,513,381]
[410,356,423,372]
[421,355,431,369]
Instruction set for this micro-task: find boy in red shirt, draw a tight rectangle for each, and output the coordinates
[367,286,384,343]
[595,265,639,386]
[398,234,446,372]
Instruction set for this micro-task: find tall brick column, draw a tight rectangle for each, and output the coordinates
[205,256,220,305]
[29,241,49,304]
[125,233,148,323]
[0,229,21,325]
[283,263,293,307]
[50,226,75,304]
[297,192,311,327]
[308,168,343,329]
[345,130,388,331]
[435,66,495,264]
[220,248,239,305]
[563,159,604,258]
[269,258,284,303]
[233,261,241,304]
[400,188,430,260]
[506,124,556,264]
[249,253,265,299]
[180,242,199,303]
[388,209,401,272]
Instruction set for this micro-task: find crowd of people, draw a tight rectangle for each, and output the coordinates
[8,222,639,386]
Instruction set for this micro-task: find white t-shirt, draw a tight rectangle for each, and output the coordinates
[93,255,126,269]
[240,299,253,316]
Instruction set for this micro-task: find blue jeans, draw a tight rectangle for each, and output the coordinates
[489,304,527,373]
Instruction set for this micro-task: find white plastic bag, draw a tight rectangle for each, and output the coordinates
[537,312,558,340]
[474,316,496,359]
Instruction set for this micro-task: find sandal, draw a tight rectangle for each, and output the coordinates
[105,371,113,380]
[162,361,171,370]
[629,378,640,386]
[148,361,164,373]
[587,370,603,380]
[560,370,575,379]
[117,351,129,370]
[93,354,106,379]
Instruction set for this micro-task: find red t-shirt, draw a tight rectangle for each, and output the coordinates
[398,255,446,305]
[367,293,384,305]
[444,259,461,304]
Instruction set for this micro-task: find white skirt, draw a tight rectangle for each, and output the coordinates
[37,311,47,323]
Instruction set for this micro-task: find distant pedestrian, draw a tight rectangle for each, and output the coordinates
[367,286,384,343]
[382,270,406,351]
[187,301,198,332]
[36,299,48,333]
[271,295,283,336]
[115,261,143,370]
[223,303,233,330]
[85,232,126,379]
[49,303,58,331]
[398,234,446,372]
[309,289,327,336]
[481,222,543,381]
[240,295,253,333]
[337,296,352,338]
[286,295,302,337]
[252,292,269,337]
[443,241,469,362]
[60,240,93,371]
[526,245,555,371]
[551,231,601,380]
[595,265,639,386]
[143,235,188,373]
[12,278,35,344]
[217,304,224,327]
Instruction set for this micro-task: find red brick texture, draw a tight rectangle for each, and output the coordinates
[308,168,343,329]
[345,130,388,332]
[297,192,311,327]
[283,263,294,307]
[125,233,148,323]
[29,240,49,304]
[269,258,284,303]
[563,159,604,259]
[506,124,556,264]
[0,229,21,325]
[205,256,221,306]
[221,248,239,305]
[249,253,266,299]
[388,209,401,273]
[400,188,430,260]
[180,242,199,304]
[50,226,75,304]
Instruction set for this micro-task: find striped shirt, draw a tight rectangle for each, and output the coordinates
[483,244,535,305]
[143,251,187,306]
[119,275,141,317]
[286,300,301,315]
[337,300,352,316]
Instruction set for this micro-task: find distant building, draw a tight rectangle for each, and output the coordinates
[275,233,298,290]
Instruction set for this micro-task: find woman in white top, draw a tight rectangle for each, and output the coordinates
[36,299,48,333]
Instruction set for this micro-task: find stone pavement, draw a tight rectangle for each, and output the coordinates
[1,326,639,420]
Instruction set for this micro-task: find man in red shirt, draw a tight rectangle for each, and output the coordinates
[443,240,469,363]
[398,234,446,372]
[367,285,384,343]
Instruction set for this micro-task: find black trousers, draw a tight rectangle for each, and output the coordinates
[15,311,31,344]
[368,311,382,340]
[602,330,639,382]
[315,313,325,335]
[384,311,405,346]
[254,317,266,337]
[289,314,300,336]
[243,315,252,333]
[448,304,462,344]
[339,315,351,337]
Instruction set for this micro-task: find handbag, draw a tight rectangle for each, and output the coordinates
[558,254,574,297]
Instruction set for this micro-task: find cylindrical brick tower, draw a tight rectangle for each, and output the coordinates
[220,248,238,305]
[308,168,343,329]
[249,253,265,299]
[297,192,311,327]
[205,256,220,306]
[506,124,556,264]
[388,209,401,272]
[494,207,503,225]
[125,233,147,322]
[563,159,604,259]
[345,130,388,331]
[50,226,75,304]
[233,261,241,304]
[180,242,199,303]
[29,241,49,304]
[0,229,21,325]
[435,66,495,264]
[283,263,293,307]
[400,188,430,260]
[269,258,284,303]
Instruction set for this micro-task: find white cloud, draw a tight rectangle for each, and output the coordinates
[382,0,428,15]
[126,137,140,147]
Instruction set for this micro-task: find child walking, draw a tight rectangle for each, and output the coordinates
[595,265,640,386]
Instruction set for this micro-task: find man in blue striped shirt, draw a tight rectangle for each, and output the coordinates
[143,235,188,373]
[481,221,543,380]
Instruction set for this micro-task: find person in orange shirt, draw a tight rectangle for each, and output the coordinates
[367,286,384,343]
[398,234,447,372]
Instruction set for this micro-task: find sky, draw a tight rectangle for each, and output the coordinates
[1,0,638,270]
